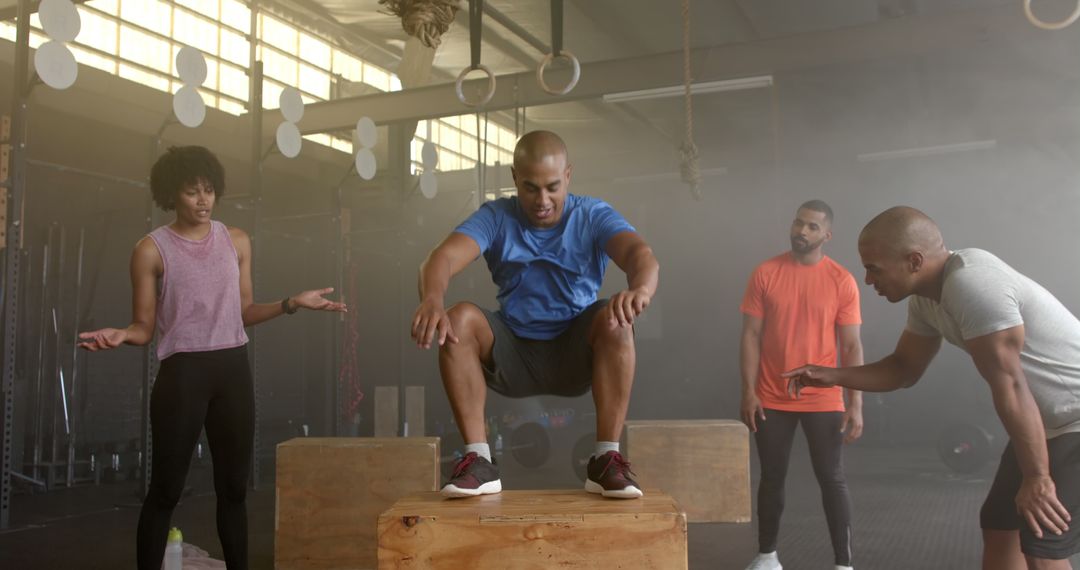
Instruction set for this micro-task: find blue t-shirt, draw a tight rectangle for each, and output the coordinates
[454,194,636,340]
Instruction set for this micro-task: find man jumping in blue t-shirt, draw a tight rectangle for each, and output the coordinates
[411,130,660,499]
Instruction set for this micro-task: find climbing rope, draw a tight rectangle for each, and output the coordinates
[679,0,702,200]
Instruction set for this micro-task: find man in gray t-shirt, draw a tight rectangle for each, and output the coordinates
[906,248,1080,440]
[785,206,1080,568]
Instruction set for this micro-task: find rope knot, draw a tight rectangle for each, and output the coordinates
[379,0,461,49]
[679,141,702,200]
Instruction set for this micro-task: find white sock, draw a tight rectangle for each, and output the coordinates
[835,566,853,570]
[594,441,619,458]
[757,552,779,560]
[464,443,491,462]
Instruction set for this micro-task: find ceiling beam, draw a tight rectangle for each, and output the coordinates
[0,0,88,21]
[482,3,549,55]
[454,5,537,69]
[267,0,404,72]
[570,0,647,57]
[732,0,762,39]
[278,3,1039,135]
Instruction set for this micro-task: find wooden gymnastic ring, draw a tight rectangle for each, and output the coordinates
[455,64,496,107]
[536,50,580,96]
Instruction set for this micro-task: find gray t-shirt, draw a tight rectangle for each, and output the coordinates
[907,248,1080,438]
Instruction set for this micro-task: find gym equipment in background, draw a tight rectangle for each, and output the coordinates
[937,422,996,474]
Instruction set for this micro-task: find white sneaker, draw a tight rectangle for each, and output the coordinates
[745,551,782,570]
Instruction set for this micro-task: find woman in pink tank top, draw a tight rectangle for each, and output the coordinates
[77,146,346,570]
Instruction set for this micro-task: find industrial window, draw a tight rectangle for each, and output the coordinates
[1,0,517,169]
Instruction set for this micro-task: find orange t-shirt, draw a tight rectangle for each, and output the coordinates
[740,253,862,412]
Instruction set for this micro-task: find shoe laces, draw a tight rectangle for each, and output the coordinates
[601,451,636,478]
[451,452,479,478]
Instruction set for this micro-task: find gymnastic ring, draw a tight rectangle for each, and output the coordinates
[1023,0,1080,30]
[455,64,496,107]
[536,50,580,96]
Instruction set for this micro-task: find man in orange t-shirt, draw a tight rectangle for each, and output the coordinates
[739,200,865,570]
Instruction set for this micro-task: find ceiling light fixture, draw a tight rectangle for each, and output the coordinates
[601,75,774,104]
[856,139,997,162]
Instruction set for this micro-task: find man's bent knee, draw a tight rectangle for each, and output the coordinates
[441,303,494,362]
[590,319,634,350]
[444,303,489,343]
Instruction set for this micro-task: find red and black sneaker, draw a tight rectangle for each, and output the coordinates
[585,450,643,499]
[441,452,502,498]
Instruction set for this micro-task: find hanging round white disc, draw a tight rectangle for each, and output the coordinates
[355,148,377,180]
[420,171,438,199]
[421,140,438,169]
[173,85,206,127]
[34,40,78,90]
[279,86,304,123]
[355,117,377,149]
[176,46,208,86]
[39,0,81,42]
[276,122,302,158]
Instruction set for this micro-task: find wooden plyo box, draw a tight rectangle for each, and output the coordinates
[377,490,687,569]
[276,437,440,570]
[625,419,751,523]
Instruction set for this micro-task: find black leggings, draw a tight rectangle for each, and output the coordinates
[136,345,254,570]
[754,408,852,566]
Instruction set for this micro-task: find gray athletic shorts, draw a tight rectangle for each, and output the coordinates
[477,299,609,398]
[980,432,1080,559]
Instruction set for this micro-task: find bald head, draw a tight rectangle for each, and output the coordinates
[513,130,568,170]
[859,206,946,258]
[511,130,572,229]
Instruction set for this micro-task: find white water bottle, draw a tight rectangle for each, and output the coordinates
[163,527,183,570]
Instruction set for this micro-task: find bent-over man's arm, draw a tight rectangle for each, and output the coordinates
[966,326,1070,538]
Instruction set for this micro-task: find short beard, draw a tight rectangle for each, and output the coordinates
[790,237,823,254]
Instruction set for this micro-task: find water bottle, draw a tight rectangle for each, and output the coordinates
[163,527,183,570]
[494,433,504,459]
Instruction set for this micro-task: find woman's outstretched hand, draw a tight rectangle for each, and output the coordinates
[292,287,347,313]
[77,328,127,351]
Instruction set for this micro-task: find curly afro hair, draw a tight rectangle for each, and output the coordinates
[149,146,226,211]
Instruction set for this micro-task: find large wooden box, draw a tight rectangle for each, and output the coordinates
[276,437,440,569]
[377,490,687,569]
[625,419,750,523]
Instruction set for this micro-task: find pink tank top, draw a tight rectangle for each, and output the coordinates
[148,221,248,360]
